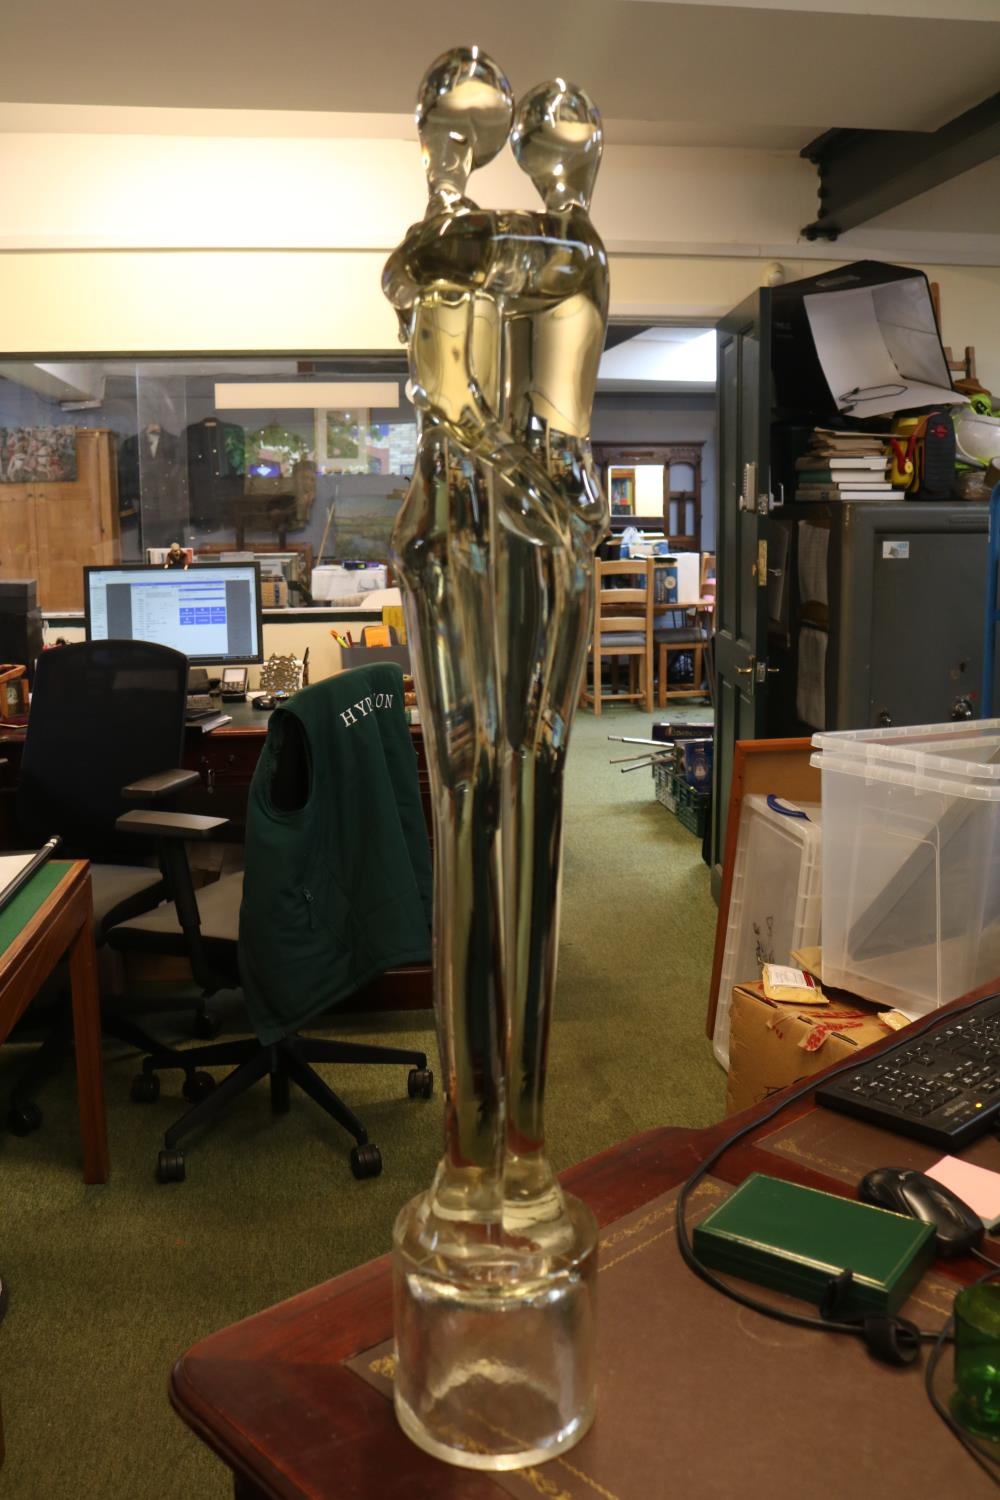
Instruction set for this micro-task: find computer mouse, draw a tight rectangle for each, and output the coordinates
[858,1167,984,1258]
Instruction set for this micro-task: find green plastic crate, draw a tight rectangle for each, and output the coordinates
[675,777,710,837]
[653,761,680,812]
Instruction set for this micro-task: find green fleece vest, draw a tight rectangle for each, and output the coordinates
[238,663,432,1044]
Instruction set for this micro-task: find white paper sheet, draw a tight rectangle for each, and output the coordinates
[796,625,827,730]
[0,852,38,907]
[797,522,829,610]
[803,282,963,418]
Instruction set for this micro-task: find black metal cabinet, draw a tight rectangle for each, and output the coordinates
[788,499,993,730]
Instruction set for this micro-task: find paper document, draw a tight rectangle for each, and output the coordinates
[0,846,56,916]
[797,523,829,610]
[796,625,827,730]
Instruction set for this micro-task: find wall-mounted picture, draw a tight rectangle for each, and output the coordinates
[0,426,78,483]
[330,488,406,561]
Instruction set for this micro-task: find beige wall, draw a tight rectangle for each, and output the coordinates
[2,248,997,391]
[45,614,369,686]
[0,130,816,256]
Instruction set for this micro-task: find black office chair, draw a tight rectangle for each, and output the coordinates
[105,671,433,1184]
[5,639,216,1133]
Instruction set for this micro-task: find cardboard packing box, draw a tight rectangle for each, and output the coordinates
[725,980,892,1116]
[260,577,289,608]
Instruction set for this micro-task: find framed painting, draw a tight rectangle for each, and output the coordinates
[0,426,78,483]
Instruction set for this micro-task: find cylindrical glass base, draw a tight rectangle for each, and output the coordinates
[392,1186,598,1470]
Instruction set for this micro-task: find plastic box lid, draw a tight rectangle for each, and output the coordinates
[813,720,1000,784]
[811,749,1000,802]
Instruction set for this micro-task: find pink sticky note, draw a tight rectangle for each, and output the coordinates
[926,1155,1000,1228]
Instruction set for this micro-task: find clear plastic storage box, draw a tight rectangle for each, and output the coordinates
[812,720,1000,1014]
[713,794,822,1069]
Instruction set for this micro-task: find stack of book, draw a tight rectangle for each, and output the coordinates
[794,430,894,502]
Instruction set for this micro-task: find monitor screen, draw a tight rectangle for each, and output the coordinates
[84,563,263,666]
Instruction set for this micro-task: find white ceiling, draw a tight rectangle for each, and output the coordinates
[598,327,718,389]
[3,0,999,150]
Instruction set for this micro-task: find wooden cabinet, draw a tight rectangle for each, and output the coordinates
[592,441,704,550]
[0,430,120,610]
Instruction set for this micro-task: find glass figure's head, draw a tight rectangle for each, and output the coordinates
[511,80,603,211]
[416,47,513,206]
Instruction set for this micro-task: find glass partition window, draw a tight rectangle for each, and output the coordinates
[0,335,715,611]
[0,356,415,610]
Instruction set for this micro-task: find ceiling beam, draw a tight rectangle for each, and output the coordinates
[800,90,1000,240]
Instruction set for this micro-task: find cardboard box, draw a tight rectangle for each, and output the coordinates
[725,980,893,1115]
[260,577,289,608]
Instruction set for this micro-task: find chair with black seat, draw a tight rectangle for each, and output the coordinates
[6,639,213,1133]
[105,662,434,1183]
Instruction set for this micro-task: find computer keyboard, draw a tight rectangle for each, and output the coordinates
[814,991,1000,1149]
[186,693,216,720]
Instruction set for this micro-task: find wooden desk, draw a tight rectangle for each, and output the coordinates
[0,860,108,1184]
[2,704,430,840]
[169,989,996,1499]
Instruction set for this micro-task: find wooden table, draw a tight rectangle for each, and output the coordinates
[170,987,997,1499]
[0,860,108,1184]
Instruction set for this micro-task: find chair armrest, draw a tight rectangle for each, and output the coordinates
[121,769,201,801]
[116,809,228,840]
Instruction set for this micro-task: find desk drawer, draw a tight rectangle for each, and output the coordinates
[184,736,262,790]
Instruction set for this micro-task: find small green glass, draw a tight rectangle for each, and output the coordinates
[953,1283,1000,1440]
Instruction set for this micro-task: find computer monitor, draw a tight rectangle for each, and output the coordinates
[84,563,263,666]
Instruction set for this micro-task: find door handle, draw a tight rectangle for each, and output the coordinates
[735,665,754,676]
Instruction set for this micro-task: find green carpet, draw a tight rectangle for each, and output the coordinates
[0,704,723,1497]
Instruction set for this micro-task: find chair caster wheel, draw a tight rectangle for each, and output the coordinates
[350,1142,382,1180]
[7,1101,43,1136]
[193,1012,221,1040]
[130,1072,160,1103]
[182,1071,215,1104]
[408,1067,433,1099]
[156,1150,185,1184]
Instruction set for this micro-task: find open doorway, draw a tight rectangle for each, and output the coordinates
[592,323,717,553]
[593,442,704,550]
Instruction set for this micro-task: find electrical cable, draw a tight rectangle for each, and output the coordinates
[839,382,908,413]
[675,989,1000,1475]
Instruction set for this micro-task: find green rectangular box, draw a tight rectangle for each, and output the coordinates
[693,1173,935,1321]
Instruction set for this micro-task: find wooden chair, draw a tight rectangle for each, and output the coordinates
[582,558,654,716]
[651,558,714,707]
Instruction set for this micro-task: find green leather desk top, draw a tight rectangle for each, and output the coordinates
[0,860,73,957]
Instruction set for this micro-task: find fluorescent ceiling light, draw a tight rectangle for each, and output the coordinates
[214,381,399,410]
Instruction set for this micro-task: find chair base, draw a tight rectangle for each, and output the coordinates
[5,996,218,1134]
[132,1032,432,1182]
